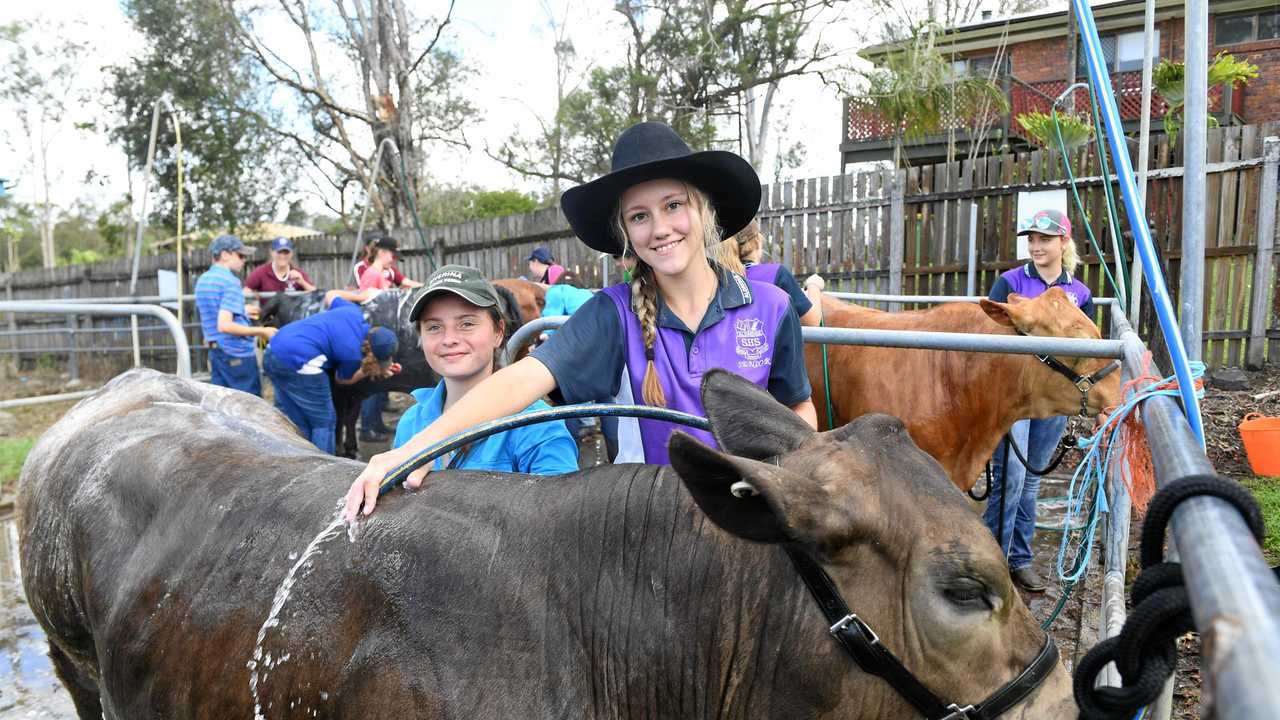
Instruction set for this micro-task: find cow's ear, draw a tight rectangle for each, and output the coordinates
[979,298,1031,332]
[699,369,813,460]
[668,431,851,544]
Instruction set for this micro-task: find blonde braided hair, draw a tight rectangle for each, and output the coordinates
[610,183,722,407]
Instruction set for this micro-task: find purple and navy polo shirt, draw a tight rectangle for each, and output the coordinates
[988,262,1094,317]
[531,268,811,464]
[744,261,813,319]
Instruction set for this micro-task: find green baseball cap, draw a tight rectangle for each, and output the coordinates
[409,264,501,322]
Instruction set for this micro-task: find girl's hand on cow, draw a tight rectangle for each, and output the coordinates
[344,451,401,521]
[388,362,402,375]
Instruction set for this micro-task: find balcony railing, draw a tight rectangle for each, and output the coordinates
[844,70,1245,145]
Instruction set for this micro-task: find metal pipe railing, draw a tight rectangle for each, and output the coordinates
[826,291,1117,306]
[1109,304,1280,716]
[502,316,1125,366]
[0,303,190,379]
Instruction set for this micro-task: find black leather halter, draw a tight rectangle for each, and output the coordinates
[1014,328,1121,417]
[784,546,1060,720]
[1033,353,1120,417]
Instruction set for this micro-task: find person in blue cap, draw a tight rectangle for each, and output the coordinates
[195,235,277,395]
[526,246,564,285]
[345,121,815,519]
[263,292,402,454]
[985,207,1094,593]
[392,264,579,474]
[245,236,316,293]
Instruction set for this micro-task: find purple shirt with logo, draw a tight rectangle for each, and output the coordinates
[989,263,1094,315]
[745,262,813,318]
[602,275,790,464]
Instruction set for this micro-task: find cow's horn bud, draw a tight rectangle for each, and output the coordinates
[730,480,759,498]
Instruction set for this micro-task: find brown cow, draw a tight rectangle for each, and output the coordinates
[807,287,1121,492]
[492,278,546,325]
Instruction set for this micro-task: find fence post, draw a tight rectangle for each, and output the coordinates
[967,202,978,296]
[4,277,15,373]
[66,313,79,382]
[1247,136,1280,368]
[888,169,905,312]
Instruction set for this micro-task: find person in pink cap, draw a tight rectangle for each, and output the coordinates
[985,207,1095,593]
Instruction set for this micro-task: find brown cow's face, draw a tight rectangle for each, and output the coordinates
[668,370,1077,717]
[981,287,1122,415]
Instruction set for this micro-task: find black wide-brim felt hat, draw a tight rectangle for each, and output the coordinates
[561,122,762,254]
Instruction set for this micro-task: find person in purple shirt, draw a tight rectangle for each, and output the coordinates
[713,218,822,326]
[985,208,1094,593]
[344,121,816,519]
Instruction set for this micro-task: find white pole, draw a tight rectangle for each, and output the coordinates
[1180,0,1208,361]
[1130,0,1157,322]
[967,203,978,296]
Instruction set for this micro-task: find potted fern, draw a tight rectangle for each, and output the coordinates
[1016,110,1093,151]
[1154,52,1257,145]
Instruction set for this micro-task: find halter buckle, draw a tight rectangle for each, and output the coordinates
[940,704,977,720]
[1074,377,1094,393]
[829,613,879,646]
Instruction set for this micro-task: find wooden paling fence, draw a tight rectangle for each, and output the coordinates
[2,122,1278,376]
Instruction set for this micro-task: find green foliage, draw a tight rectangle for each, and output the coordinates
[497,0,841,189]
[0,437,35,491]
[1016,111,1093,151]
[857,29,1008,164]
[420,185,543,226]
[1241,476,1280,564]
[1154,53,1258,146]
[62,248,104,266]
[108,0,292,234]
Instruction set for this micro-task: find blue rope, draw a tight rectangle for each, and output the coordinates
[1054,362,1207,585]
[377,404,711,496]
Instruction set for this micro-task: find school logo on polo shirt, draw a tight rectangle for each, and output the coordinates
[1065,290,1080,306]
[734,317,770,368]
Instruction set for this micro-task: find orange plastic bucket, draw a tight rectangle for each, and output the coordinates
[1239,412,1280,476]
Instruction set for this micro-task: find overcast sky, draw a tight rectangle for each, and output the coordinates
[1,1,850,225]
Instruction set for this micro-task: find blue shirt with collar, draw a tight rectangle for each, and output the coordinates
[531,268,811,408]
[989,262,1095,317]
[194,264,255,357]
[392,383,580,475]
[542,284,595,318]
[266,297,370,380]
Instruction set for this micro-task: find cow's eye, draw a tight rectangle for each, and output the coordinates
[943,579,993,611]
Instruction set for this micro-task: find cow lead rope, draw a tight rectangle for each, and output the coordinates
[1073,475,1274,719]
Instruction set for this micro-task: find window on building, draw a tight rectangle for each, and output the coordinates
[1215,10,1280,45]
[950,54,1006,78]
[1076,31,1157,75]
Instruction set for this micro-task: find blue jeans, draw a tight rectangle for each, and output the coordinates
[263,349,336,454]
[360,391,389,433]
[983,415,1070,570]
[209,348,261,396]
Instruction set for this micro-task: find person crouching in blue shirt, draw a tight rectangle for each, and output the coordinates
[985,208,1095,593]
[264,291,401,454]
[394,265,579,475]
[195,235,278,395]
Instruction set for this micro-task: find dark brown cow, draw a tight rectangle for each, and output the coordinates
[19,368,1076,718]
[807,287,1121,492]
[491,278,546,325]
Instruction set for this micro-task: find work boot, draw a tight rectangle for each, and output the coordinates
[1010,566,1047,593]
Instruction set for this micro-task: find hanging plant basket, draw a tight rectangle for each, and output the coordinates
[1016,110,1093,151]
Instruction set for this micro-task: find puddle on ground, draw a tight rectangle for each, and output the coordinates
[0,513,76,719]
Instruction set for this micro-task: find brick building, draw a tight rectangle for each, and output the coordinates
[841,0,1280,167]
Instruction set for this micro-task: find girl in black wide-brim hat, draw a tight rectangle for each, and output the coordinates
[344,122,816,518]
